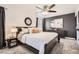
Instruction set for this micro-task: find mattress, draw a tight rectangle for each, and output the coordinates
[18,32,58,54]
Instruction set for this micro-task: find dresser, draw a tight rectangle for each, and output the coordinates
[46,29,67,38]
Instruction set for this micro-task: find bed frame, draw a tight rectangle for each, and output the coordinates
[17,36,59,54]
[16,27,60,54]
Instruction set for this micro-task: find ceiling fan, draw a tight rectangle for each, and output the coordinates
[36,4,56,13]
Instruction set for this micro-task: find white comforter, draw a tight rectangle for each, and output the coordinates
[18,32,58,54]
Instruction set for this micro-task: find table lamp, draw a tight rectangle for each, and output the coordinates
[11,28,17,38]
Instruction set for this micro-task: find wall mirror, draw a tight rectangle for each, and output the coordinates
[24,17,32,26]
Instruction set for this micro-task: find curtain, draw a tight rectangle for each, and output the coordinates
[0,6,6,48]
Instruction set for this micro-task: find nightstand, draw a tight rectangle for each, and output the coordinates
[7,38,18,48]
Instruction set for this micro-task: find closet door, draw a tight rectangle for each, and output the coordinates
[0,6,5,48]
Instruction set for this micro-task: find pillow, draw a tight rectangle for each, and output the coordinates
[21,28,29,34]
[29,27,41,34]
[32,28,40,33]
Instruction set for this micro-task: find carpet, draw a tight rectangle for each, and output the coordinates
[0,38,79,54]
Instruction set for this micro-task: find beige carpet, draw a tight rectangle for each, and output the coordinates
[51,38,79,54]
[0,38,79,54]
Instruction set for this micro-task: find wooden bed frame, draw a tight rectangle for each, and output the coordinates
[16,27,60,54]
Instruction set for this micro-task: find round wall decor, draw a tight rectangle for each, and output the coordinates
[24,17,32,26]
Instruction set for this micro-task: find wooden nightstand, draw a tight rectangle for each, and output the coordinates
[7,38,18,48]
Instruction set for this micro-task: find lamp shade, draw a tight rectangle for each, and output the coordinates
[11,28,17,33]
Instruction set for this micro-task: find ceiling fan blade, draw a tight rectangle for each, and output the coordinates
[49,4,55,9]
[43,5,48,9]
[48,10,56,12]
[36,6,44,11]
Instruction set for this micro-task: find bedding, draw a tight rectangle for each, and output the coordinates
[18,32,58,54]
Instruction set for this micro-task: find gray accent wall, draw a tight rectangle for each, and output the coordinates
[44,13,76,38]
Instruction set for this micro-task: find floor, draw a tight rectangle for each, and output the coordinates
[51,38,79,54]
[0,38,79,54]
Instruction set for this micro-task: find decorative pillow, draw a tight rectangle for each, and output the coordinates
[29,27,41,34]
[32,28,40,33]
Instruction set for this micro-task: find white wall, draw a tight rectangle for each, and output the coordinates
[0,4,36,39]
[75,5,79,25]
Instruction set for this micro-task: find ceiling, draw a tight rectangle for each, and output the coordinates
[0,4,79,18]
[36,4,79,18]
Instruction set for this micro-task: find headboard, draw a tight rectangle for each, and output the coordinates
[16,26,35,37]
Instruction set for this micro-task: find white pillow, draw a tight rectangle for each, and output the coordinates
[29,28,33,34]
[21,28,29,34]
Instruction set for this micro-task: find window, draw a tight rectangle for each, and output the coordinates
[50,18,63,28]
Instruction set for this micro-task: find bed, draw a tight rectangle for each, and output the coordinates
[17,31,59,54]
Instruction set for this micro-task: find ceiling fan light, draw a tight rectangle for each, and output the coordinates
[42,11,48,15]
